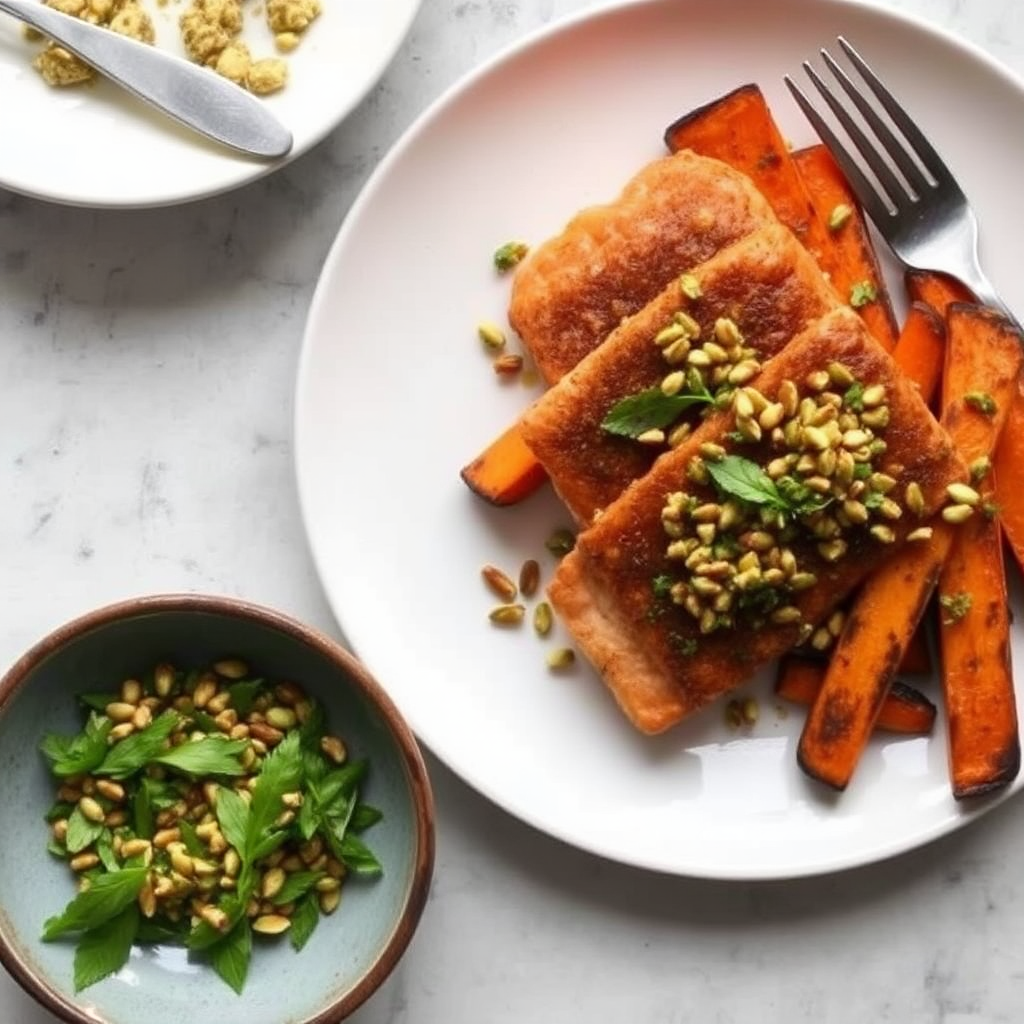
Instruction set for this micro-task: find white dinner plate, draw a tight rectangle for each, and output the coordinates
[0,0,421,207]
[295,0,1024,878]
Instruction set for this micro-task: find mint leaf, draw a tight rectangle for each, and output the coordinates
[73,904,139,992]
[43,867,148,940]
[41,713,112,778]
[209,918,252,995]
[601,386,713,439]
[96,711,179,778]
[289,893,319,952]
[153,737,248,777]
[706,456,790,510]
[65,806,104,854]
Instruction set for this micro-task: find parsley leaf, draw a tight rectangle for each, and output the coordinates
[338,833,383,876]
[73,905,139,992]
[43,867,148,940]
[209,918,252,995]
[651,574,674,598]
[601,386,713,439]
[41,713,112,778]
[153,737,248,777]
[65,806,105,854]
[95,711,180,778]
[214,787,250,854]
[270,870,323,906]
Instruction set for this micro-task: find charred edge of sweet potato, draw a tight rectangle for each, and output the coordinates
[662,83,762,149]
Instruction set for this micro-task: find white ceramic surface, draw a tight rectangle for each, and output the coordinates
[0,0,422,207]
[295,0,1024,879]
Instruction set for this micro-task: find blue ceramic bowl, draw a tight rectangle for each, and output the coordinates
[0,594,434,1024]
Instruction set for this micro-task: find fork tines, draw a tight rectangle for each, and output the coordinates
[784,37,955,223]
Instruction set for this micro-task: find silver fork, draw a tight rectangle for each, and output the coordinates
[785,37,1019,329]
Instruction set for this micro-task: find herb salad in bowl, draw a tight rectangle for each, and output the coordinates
[0,594,434,1024]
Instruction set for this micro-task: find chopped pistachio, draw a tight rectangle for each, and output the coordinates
[939,591,972,624]
[493,240,529,272]
[849,280,878,308]
[827,203,853,231]
[964,391,997,416]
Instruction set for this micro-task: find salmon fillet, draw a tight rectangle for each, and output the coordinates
[508,150,777,384]
[549,307,966,734]
[519,223,841,524]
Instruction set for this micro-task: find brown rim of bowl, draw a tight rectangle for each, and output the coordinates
[0,592,436,1024]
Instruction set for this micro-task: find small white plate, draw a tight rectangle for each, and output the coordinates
[0,0,421,207]
[295,0,1024,878]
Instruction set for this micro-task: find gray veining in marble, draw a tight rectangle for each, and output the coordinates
[2,1,1024,1021]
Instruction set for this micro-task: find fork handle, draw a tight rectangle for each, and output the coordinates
[951,265,1024,335]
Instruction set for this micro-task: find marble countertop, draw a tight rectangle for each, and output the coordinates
[3,0,1024,1021]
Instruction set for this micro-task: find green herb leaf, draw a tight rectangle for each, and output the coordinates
[338,833,383,876]
[96,830,119,873]
[601,386,713,439]
[178,820,205,858]
[289,893,320,952]
[706,456,790,511]
[270,870,323,906]
[186,895,245,952]
[47,838,68,859]
[215,787,250,854]
[247,731,303,846]
[226,679,265,718]
[96,711,180,779]
[209,918,252,995]
[77,692,119,713]
[43,867,148,940]
[132,781,154,839]
[41,713,112,778]
[73,904,139,992]
[153,737,248,777]
[65,806,105,854]
[651,574,674,599]
[45,800,75,823]
[350,804,383,833]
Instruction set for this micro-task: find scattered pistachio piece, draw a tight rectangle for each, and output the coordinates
[545,647,575,670]
[493,240,529,273]
[477,320,506,350]
[827,203,853,231]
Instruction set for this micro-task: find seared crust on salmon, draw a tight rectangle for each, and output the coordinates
[508,150,777,384]
[549,308,966,734]
[519,223,841,524]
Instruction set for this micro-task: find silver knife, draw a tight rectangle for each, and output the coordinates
[0,0,293,160]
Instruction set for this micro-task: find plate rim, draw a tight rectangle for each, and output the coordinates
[294,0,1024,879]
[0,0,424,209]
